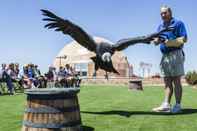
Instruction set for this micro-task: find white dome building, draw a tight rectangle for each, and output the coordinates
[53,37,132,78]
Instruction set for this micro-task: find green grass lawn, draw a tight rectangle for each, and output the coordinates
[0,85,197,131]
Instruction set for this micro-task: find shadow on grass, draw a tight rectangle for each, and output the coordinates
[0,92,23,96]
[82,125,94,131]
[81,108,197,117]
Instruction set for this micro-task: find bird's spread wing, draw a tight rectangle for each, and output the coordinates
[112,36,150,51]
[112,27,174,51]
[41,9,97,52]
[142,27,174,42]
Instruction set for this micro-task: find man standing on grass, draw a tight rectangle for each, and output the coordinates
[152,5,188,113]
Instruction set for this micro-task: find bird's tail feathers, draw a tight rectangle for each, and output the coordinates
[90,56,96,63]
[112,67,120,75]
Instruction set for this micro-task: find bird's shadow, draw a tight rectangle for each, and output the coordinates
[52,125,94,131]
[81,108,197,117]
[82,125,94,131]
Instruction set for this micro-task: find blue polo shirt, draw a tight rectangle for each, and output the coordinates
[157,18,187,54]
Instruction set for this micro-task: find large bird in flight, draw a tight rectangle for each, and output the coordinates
[41,9,172,74]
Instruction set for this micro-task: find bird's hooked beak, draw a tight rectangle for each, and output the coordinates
[102,52,112,62]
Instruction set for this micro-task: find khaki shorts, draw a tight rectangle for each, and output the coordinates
[160,49,185,77]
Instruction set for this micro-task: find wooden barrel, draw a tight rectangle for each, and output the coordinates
[22,88,82,131]
[128,79,143,91]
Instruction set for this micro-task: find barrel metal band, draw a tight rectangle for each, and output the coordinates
[23,120,81,128]
[27,94,76,100]
[25,106,79,113]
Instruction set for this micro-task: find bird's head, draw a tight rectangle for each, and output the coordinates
[102,52,112,62]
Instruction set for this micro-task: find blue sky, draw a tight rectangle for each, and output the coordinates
[0,0,196,75]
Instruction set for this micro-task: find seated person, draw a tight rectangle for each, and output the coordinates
[45,66,56,88]
[0,63,15,94]
[21,64,35,89]
[57,66,67,87]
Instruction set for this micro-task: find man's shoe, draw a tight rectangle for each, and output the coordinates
[152,103,171,112]
[171,104,182,113]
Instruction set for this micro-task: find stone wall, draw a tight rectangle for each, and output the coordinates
[81,77,188,86]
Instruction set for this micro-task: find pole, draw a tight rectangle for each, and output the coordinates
[56,55,67,67]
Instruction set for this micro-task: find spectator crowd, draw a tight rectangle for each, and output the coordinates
[0,63,81,95]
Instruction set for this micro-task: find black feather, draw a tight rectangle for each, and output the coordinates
[42,18,56,21]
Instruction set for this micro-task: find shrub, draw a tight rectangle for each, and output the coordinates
[185,71,197,85]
